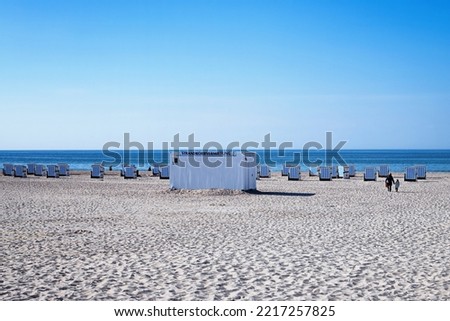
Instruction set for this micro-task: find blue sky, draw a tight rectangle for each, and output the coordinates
[1,0,449,149]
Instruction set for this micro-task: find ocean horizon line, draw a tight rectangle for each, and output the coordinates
[1,148,450,152]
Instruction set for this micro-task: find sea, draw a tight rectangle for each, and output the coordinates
[1,150,450,172]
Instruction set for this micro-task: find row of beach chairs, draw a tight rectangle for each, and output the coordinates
[90,164,170,179]
[257,163,427,182]
[149,165,170,179]
[316,165,426,182]
[362,165,426,182]
[404,165,427,181]
[2,163,427,182]
[257,164,356,181]
[2,163,171,180]
[2,163,69,178]
[259,164,302,180]
[280,164,302,180]
[316,165,356,181]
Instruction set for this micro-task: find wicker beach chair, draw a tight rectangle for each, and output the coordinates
[319,166,332,181]
[348,165,356,177]
[35,165,47,177]
[288,166,301,181]
[91,164,105,179]
[364,167,377,181]
[152,165,160,176]
[160,166,170,179]
[378,165,390,178]
[13,165,27,178]
[2,163,14,176]
[331,166,338,178]
[27,163,36,175]
[259,165,271,178]
[47,165,60,178]
[404,167,417,182]
[124,166,137,179]
[416,165,427,180]
[58,163,70,176]
[309,167,319,176]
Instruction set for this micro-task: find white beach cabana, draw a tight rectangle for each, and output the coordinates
[170,151,257,190]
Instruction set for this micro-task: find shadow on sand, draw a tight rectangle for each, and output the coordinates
[244,190,316,197]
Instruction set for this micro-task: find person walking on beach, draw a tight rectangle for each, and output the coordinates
[385,173,395,192]
[395,179,400,192]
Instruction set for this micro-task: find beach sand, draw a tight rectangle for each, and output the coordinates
[1,171,449,301]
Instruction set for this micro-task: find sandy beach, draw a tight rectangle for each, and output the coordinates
[1,171,449,301]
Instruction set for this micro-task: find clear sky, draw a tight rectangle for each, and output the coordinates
[1,0,449,149]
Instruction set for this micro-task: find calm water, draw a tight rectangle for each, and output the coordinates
[1,150,449,172]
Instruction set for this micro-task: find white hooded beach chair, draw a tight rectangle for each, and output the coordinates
[348,165,356,177]
[3,163,14,176]
[404,167,417,182]
[160,166,170,179]
[338,166,345,178]
[364,167,377,181]
[34,165,47,176]
[91,164,104,179]
[58,163,70,176]
[309,167,318,176]
[288,166,301,181]
[27,163,36,175]
[331,166,338,178]
[378,165,390,178]
[283,163,297,176]
[416,165,427,180]
[13,165,27,178]
[319,166,332,181]
[259,165,271,178]
[120,164,130,176]
[343,166,350,179]
[47,165,59,178]
[152,165,160,176]
[124,166,137,179]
